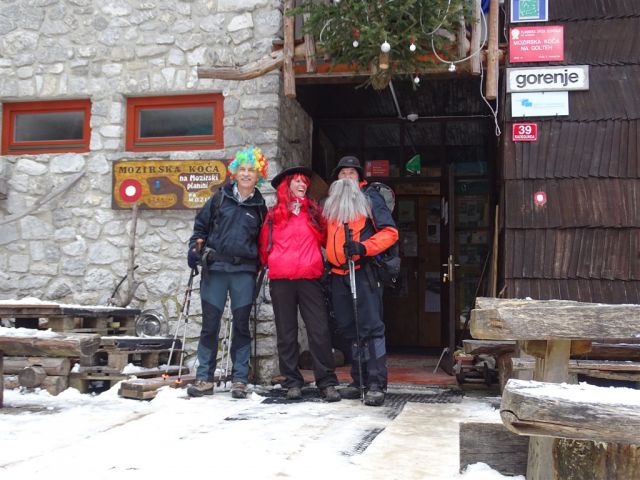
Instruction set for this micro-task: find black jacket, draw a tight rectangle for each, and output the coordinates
[189,182,267,273]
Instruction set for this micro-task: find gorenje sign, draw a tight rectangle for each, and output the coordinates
[507,66,590,93]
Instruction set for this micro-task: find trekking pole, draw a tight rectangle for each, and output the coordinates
[344,223,365,403]
[251,267,268,384]
[217,317,232,387]
[163,240,203,385]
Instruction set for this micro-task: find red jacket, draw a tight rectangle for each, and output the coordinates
[259,208,325,280]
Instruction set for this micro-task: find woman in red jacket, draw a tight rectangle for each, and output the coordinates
[258,166,340,402]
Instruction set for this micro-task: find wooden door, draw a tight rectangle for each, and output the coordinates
[384,194,443,348]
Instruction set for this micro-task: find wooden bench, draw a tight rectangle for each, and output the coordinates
[462,339,517,390]
[470,297,640,480]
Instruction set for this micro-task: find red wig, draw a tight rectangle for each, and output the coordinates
[270,174,325,240]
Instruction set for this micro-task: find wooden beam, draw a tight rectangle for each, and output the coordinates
[470,0,482,74]
[501,379,640,445]
[198,51,284,81]
[0,333,101,357]
[3,356,71,375]
[460,422,528,476]
[303,13,317,73]
[485,0,499,99]
[470,298,640,340]
[283,0,296,98]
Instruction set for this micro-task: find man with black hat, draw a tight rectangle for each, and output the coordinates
[323,155,398,406]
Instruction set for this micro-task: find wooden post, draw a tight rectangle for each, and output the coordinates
[486,0,499,99]
[303,13,316,73]
[283,0,296,98]
[471,0,482,74]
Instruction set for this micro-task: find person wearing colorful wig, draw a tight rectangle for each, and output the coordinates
[187,146,268,399]
[258,166,341,402]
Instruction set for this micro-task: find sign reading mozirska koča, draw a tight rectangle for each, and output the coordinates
[506,66,590,93]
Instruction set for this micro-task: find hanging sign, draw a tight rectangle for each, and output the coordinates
[511,0,548,23]
[511,91,569,117]
[509,25,564,63]
[112,159,227,210]
[507,66,589,92]
[512,123,538,141]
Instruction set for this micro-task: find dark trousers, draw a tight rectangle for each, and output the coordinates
[331,267,388,389]
[270,278,338,389]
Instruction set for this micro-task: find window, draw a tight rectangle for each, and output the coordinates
[1,99,91,155]
[126,94,224,152]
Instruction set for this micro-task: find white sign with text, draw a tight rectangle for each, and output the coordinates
[511,91,569,117]
[507,66,590,92]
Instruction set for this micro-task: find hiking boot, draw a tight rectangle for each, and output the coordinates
[338,384,364,400]
[187,380,214,397]
[231,382,248,399]
[364,385,385,407]
[320,386,341,403]
[286,386,302,400]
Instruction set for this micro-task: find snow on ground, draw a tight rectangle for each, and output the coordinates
[0,384,523,480]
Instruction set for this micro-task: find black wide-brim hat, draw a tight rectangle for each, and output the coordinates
[331,155,364,179]
[271,166,314,189]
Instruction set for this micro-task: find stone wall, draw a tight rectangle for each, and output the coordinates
[0,0,314,384]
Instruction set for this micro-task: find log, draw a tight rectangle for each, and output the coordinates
[470,298,640,340]
[501,379,640,444]
[4,374,68,396]
[554,439,640,480]
[283,0,296,98]
[485,0,499,99]
[512,357,640,383]
[459,422,528,476]
[198,50,284,80]
[302,13,316,73]
[3,356,71,375]
[0,332,101,357]
[18,366,47,388]
[470,0,482,74]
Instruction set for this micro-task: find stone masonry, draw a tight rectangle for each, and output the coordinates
[0,0,313,384]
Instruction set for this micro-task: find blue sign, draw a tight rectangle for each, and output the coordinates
[511,0,548,23]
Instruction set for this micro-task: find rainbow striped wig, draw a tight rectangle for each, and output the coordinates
[228,146,268,186]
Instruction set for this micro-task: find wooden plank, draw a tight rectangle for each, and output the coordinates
[519,340,592,358]
[471,298,640,340]
[0,352,3,407]
[302,13,316,73]
[459,422,528,476]
[463,340,516,356]
[119,373,196,393]
[501,379,640,444]
[0,333,101,357]
[3,356,71,375]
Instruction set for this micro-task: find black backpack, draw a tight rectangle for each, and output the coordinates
[364,182,401,288]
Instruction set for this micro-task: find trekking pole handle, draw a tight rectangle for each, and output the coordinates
[343,223,358,300]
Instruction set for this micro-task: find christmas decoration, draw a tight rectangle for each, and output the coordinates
[291,0,469,89]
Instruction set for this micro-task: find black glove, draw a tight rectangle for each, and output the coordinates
[187,248,201,269]
[345,240,366,257]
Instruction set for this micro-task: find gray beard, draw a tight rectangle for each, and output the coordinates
[322,178,371,224]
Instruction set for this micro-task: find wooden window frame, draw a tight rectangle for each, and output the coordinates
[1,99,91,155]
[126,94,224,152]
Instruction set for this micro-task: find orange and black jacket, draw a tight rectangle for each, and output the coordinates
[325,180,399,275]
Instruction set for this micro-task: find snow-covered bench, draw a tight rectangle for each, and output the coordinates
[470,297,640,480]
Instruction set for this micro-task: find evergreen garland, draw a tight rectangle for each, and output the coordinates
[290,0,470,89]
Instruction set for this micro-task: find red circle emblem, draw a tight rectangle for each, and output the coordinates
[119,179,142,203]
[534,191,547,206]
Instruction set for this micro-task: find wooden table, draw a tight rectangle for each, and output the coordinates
[470,297,640,480]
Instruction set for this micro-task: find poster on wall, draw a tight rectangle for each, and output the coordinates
[509,25,563,63]
[511,91,569,117]
[112,159,227,210]
[511,0,548,23]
